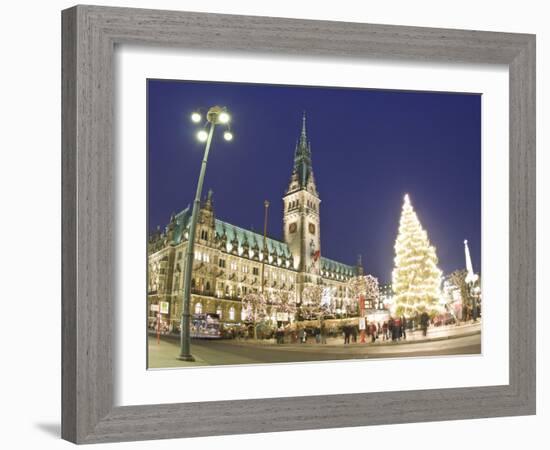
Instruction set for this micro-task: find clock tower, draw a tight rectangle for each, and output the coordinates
[283,113,321,281]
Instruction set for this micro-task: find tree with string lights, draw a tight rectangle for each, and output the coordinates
[347,274,380,312]
[270,290,297,320]
[300,285,327,321]
[392,194,442,317]
[242,292,267,339]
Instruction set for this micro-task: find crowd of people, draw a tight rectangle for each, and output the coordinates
[341,315,420,344]
[269,310,435,345]
[266,311,434,345]
[151,310,451,344]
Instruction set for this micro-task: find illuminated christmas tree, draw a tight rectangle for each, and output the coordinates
[392,194,442,317]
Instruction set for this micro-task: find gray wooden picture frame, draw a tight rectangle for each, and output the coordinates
[61,4,536,444]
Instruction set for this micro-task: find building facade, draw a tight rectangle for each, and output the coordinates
[147,115,361,330]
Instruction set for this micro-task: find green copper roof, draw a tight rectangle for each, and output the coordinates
[155,206,356,277]
[171,206,191,244]
[166,206,357,276]
[215,219,292,259]
[320,256,357,277]
[167,206,292,263]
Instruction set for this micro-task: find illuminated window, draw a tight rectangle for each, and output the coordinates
[194,302,202,314]
[229,307,236,321]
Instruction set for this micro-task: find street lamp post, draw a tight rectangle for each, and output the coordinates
[179,106,232,361]
[260,200,270,297]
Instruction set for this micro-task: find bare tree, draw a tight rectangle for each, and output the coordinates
[449,268,480,321]
[364,275,380,309]
[269,290,297,321]
[300,285,334,344]
[347,274,380,313]
[242,292,267,339]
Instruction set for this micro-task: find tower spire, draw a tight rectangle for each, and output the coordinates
[287,112,317,195]
[294,112,312,187]
[464,239,478,283]
[300,111,307,142]
[356,254,364,275]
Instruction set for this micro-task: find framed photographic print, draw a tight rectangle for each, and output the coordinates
[62,5,536,444]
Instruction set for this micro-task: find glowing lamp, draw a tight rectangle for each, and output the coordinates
[197,130,208,142]
[218,111,230,124]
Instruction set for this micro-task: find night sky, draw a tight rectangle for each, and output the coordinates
[148,79,481,284]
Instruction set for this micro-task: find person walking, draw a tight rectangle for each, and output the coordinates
[382,321,388,341]
[343,324,350,344]
[370,323,377,343]
[420,311,430,337]
[395,317,402,341]
[401,316,407,340]
[389,317,395,341]
[277,326,285,344]
[320,322,327,344]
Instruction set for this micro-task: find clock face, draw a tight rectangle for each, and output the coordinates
[289,222,297,233]
[309,223,316,234]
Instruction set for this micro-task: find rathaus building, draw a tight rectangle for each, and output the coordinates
[147,115,362,329]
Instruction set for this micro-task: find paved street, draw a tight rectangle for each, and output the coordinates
[148,323,481,368]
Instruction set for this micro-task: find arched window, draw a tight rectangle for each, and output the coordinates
[216,306,223,318]
[194,302,202,314]
[205,281,211,292]
[229,307,236,321]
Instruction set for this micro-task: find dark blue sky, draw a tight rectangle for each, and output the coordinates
[148,79,481,284]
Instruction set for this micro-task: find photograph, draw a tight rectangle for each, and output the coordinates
[146,79,482,368]
[1,0,540,447]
